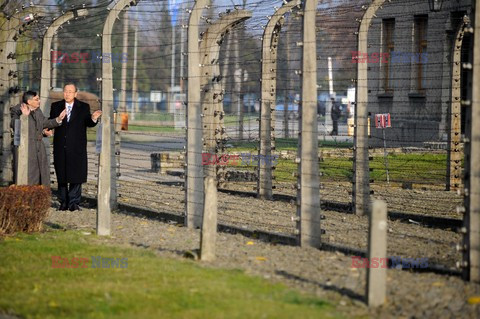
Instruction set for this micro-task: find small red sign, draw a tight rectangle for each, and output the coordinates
[375,113,391,129]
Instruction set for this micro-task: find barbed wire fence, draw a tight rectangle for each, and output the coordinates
[1,0,480,306]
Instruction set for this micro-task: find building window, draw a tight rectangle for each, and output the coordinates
[414,15,428,92]
[383,19,395,92]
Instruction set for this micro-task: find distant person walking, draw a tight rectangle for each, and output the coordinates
[49,83,102,211]
[330,98,341,136]
[10,91,66,186]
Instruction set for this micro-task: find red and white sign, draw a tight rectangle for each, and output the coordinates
[375,113,391,129]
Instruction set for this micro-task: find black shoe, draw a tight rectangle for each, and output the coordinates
[58,202,68,211]
[68,204,81,211]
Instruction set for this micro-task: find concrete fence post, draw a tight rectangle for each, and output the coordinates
[200,176,217,261]
[296,0,321,247]
[16,115,29,185]
[353,0,386,216]
[199,10,252,259]
[186,0,208,228]
[366,200,388,307]
[40,9,88,115]
[258,0,300,200]
[97,0,137,236]
[447,19,468,191]
[1,10,39,185]
[462,0,480,282]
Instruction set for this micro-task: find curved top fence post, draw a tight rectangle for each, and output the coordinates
[1,8,42,185]
[186,0,208,229]
[40,9,88,115]
[97,0,138,236]
[354,0,386,217]
[200,9,252,182]
[258,0,301,200]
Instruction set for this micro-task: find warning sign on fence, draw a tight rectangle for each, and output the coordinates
[375,113,391,129]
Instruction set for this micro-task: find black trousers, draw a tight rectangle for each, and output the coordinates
[58,183,82,206]
[331,119,339,135]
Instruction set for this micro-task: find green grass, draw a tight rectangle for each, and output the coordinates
[319,153,447,184]
[132,113,174,122]
[127,125,176,133]
[229,152,450,185]
[228,138,353,152]
[87,128,98,142]
[223,114,259,128]
[0,230,340,319]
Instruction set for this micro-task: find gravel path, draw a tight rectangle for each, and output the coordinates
[46,205,480,319]
[82,180,462,270]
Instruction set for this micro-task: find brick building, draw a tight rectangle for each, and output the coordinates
[364,0,472,147]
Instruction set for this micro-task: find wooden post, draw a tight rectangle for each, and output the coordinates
[366,200,387,307]
[16,115,29,185]
[200,176,217,261]
[296,0,321,247]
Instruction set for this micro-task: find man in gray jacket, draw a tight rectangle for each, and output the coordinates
[11,91,66,186]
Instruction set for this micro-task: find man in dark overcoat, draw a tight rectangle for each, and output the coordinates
[10,91,66,186]
[330,98,341,136]
[49,83,102,211]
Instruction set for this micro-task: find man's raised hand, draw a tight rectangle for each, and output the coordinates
[57,109,67,122]
[20,103,30,116]
[92,110,102,121]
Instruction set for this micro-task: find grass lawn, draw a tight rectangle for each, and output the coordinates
[275,153,447,184]
[225,138,448,184]
[126,125,177,133]
[225,151,448,185]
[0,230,340,319]
[223,114,259,128]
[132,113,174,122]
[228,138,353,151]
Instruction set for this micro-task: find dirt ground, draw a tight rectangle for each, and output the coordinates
[48,145,475,318]
[46,204,479,319]
[82,178,463,270]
